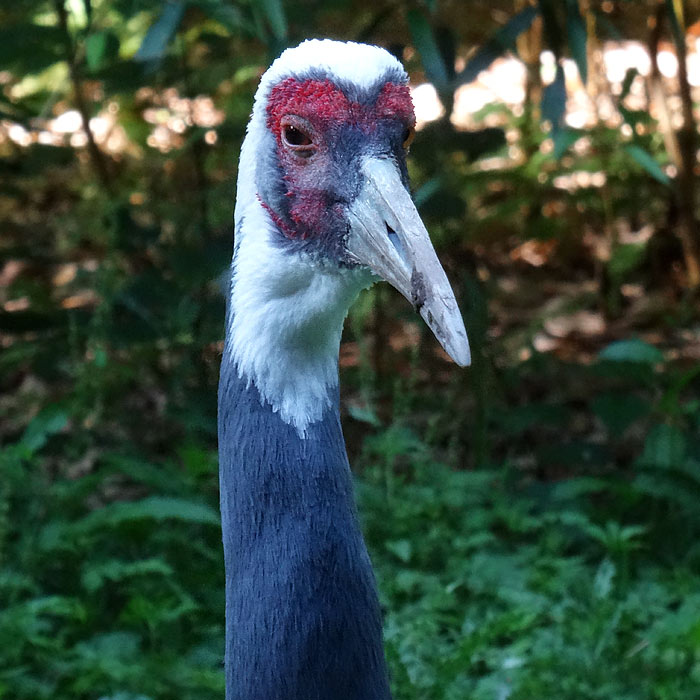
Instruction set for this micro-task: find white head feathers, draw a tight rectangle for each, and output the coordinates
[227,40,400,434]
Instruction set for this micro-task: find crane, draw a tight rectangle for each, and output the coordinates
[218,39,470,700]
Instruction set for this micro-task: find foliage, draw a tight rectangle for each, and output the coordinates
[2,0,700,699]
[3,343,700,699]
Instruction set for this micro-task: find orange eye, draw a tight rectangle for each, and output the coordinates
[402,126,415,150]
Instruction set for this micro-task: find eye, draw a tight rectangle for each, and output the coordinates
[402,126,415,150]
[280,117,317,159]
[284,125,312,147]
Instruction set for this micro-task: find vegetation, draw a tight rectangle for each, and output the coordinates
[2,1,700,698]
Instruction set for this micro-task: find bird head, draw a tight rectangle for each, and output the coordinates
[236,39,470,367]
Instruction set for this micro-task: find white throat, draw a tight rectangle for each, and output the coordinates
[226,39,401,435]
[226,199,370,435]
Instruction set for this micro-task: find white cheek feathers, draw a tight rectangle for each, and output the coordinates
[226,200,371,435]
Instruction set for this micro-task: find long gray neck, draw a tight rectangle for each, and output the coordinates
[217,246,390,700]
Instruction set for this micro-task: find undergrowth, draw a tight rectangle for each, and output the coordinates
[2,342,700,699]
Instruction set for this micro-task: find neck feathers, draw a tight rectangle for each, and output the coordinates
[217,367,391,700]
[225,198,369,433]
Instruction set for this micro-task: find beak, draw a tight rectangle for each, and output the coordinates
[345,157,470,367]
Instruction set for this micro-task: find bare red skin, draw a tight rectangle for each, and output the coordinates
[266,78,415,138]
[263,78,415,241]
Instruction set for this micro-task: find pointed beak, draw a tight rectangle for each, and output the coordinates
[345,157,470,367]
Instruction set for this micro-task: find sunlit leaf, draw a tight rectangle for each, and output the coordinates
[81,558,174,593]
[348,403,382,427]
[386,539,412,563]
[593,558,615,598]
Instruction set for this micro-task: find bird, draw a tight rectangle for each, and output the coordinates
[217,39,470,700]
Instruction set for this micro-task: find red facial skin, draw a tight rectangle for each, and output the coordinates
[266,78,415,136]
[264,78,416,240]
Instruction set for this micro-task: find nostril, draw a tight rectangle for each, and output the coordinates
[386,223,399,248]
[386,223,409,266]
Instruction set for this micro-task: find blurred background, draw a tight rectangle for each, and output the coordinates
[2,1,700,698]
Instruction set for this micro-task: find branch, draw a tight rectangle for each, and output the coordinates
[54,0,113,192]
[649,0,700,288]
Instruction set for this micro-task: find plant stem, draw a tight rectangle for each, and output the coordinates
[649,0,700,288]
[54,0,113,193]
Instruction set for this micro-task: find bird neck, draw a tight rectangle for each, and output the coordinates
[218,363,391,699]
[217,202,390,700]
[225,199,369,434]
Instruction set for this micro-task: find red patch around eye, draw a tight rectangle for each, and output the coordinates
[266,78,416,136]
[374,82,416,127]
[263,78,416,240]
[266,78,351,136]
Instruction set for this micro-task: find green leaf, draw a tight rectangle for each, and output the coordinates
[664,0,684,48]
[74,496,220,534]
[260,0,287,40]
[81,558,174,593]
[623,144,671,186]
[565,0,587,83]
[542,64,566,131]
[0,24,65,74]
[593,558,615,599]
[20,407,68,454]
[135,1,185,63]
[386,539,412,563]
[85,30,119,71]
[620,68,638,101]
[407,9,449,92]
[552,127,581,159]
[599,339,664,365]
[413,177,442,208]
[607,242,646,279]
[639,424,686,469]
[347,403,381,427]
[456,6,538,85]
[190,0,246,32]
[23,595,85,620]
[592,392,649,434]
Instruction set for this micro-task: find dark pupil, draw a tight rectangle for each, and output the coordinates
[285,125,311,146]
